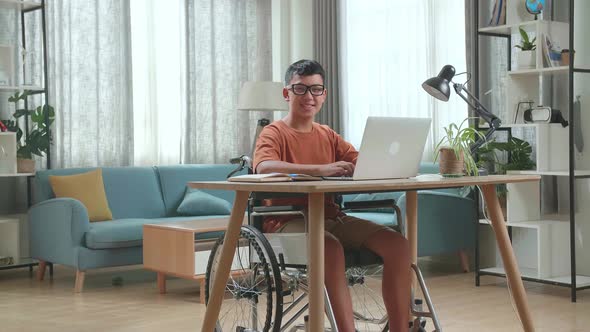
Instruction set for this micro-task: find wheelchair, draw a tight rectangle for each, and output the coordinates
[205,159,442,332]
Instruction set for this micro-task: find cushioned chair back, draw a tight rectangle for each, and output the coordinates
[34,167,167,219]
[156,164,245,216]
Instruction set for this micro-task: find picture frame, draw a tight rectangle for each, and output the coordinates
[0,44,15,86]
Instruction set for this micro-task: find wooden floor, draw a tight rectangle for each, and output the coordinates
[0,259,589,332]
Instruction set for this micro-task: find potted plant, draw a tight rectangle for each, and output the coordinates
[434,118,486,177]
[477,136,536,218]
[1,90,55,173]
[515,27,536,69]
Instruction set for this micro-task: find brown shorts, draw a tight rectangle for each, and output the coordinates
[276,214,391,249]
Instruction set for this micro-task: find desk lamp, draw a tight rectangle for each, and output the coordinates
[228,81,287,177]
[422,65,501,154]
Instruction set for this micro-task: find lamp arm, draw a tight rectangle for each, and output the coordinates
[451,83,502,156]
[453,83,501,130]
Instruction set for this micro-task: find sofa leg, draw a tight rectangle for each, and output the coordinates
[37,260,47,281]
[157,272,166,294]
[75,270,86,293]
[200,281,206,304]
[459,250,470,273]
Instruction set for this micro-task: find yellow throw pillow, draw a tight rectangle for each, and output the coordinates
[49,169,113,222]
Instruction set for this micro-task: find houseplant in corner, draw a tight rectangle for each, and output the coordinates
[515,27,536,69]
[1,90,55,173]
[477,136,536,218]
[434,117,486,177]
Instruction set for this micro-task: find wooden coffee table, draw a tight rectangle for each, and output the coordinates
[143,217,245,303]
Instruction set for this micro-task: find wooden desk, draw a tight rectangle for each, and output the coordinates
[189,174,540,332]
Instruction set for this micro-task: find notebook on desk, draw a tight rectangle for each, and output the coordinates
[323,116,431,181]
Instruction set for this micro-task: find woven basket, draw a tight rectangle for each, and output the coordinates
[438,148,464,176]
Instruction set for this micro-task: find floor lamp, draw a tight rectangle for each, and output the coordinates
[228,81,287,177]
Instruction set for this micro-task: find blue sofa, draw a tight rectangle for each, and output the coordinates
[29,164,241,291]
[29,163,477,292]
[342,163,477,267]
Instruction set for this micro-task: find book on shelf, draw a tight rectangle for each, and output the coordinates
[228,173,323,182]
[488,0,506,27]
[542,34,561,67]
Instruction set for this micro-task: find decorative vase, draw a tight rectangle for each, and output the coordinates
[516,50,536,69]
[438,147,464,176]
[17,158,35,173]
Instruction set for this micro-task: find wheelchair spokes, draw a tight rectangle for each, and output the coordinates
[206,226,283,332]
[347,266,389,332]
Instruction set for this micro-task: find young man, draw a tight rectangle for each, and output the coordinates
[253,59,411,332]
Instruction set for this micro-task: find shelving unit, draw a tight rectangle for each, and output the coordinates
[0,0,48,273]
[474,1,590,302]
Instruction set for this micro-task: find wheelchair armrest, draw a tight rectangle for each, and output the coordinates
[250,205,305,218]
[252,205,303,213]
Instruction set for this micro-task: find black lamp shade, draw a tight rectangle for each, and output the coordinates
[422,65,456,102]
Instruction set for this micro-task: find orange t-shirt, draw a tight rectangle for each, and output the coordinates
[253,120,358,233]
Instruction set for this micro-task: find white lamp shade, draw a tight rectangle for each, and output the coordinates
[237,81,288,111]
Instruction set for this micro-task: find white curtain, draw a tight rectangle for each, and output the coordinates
[43,0,272,168]
[130,0,186,166]
[46,0,133,168]
[184,0,273,164]
[339,0,467,161]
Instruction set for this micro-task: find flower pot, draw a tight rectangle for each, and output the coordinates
[516,50,536,69]
[17,158,35,173]
[438,148,464,176]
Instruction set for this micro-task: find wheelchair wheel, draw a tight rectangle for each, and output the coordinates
[205,225,283,332]
[347,265,389,332]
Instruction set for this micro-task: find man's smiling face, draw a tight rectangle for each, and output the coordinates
[283,74,327,121]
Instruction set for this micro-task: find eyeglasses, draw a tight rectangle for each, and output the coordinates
[287,84,325,96]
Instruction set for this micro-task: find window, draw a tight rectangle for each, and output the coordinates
[340,0,467,160]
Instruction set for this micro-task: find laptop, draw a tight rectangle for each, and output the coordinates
[323,116,432,181]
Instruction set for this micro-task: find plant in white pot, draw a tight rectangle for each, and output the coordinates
[515,27,536,69]
[1,91,55,173]
[434,118,486,177]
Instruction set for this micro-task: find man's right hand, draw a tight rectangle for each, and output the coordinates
[318,161,355,177]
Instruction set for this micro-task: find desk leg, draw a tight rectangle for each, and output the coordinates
[201,190,250,332]
[405,191,418,283]
[481,184,535,332]
[308,193,325,331]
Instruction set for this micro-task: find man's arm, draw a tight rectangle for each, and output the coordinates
[257,160,354,177]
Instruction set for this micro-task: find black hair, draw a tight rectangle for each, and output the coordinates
[284,59,326,86]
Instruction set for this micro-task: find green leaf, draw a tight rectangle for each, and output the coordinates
[519,28,529,43]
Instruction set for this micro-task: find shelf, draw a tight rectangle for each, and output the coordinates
[0,173,34,177]
[479,123,564,129]
[0,0,41,10]
[479,217,569,226]
[480,267,590,288]
[0,85,45,92]
[478,20,539,36]
[0,257,38,270]
[508,66,569,76]
[507,170,590,177]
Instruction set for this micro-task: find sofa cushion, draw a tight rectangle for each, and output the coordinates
[177,188,232,216]
[156,164,245,216]
[49,169,113,222]
[84,216,229,249]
